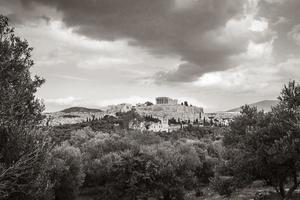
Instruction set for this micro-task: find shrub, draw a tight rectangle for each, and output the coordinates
[195,157,218,185]
[49,143,85,200]
[69,127,99,148]
[209,176,235,196]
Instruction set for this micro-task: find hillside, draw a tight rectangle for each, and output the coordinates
[226,100,279,112]
[60,107,103,113]
[135,104,204,122]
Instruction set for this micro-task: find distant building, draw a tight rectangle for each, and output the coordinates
[156,97,178,105]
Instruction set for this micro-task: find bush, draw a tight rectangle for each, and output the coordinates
[74,129,204,200]
[209,176,235,196]
[49,143,85,200]
[195,157,217,185]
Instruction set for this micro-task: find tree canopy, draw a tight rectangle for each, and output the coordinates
[0,14,45,165]
[224,80,300,200]
[0,15,50,200]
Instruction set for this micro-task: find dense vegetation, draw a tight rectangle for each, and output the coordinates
[0,15,50,200]
[222,81,300,200]
[0,15,300,200]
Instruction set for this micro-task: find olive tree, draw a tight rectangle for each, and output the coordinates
[0,15,51,200]
[223,81,300,200]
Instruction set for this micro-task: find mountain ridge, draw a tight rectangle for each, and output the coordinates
[226,100,279,112]
[60,107,103,113]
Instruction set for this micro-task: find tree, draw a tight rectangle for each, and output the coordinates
[0,15,45,127]
[49,143,85,200]
[0,15,45,165]
[278,80,300,110]
[117,110,142,130]
[145,101,153,106]
[0,15,50,200]
[223,81,300,200]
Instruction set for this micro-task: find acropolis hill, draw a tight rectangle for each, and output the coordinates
[135,97,204,123]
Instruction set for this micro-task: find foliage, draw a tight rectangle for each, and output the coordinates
[0,15,45,129]
[158,125,225,141]
[116,110,142,129]
[0,138,53,200]
[145,101,154,106]
[49,117,117,145]
[168,117,181,125]
[49,142,85,200]
[63,127,207,200]
[0,14,45,165]
[62,114,79,118]
[0,15,52,200]
[223,81,300,200]
[144,115,161,123]
[209,176,235,196]
[126,130,162,146]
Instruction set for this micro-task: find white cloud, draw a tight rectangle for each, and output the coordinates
[193,63,278,93]
[244,40,274,59]
[193,56,300,97]
[249,18,268,32]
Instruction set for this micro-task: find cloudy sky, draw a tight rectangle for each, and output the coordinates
[1,0,300,112]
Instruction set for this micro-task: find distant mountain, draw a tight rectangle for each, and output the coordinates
[60,107,103,113]
[226,100,279,113]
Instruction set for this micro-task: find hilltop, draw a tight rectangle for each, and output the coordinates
[226,100,279,112]
[60,107,103,113]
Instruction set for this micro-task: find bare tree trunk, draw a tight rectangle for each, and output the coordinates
[279,180,286,199]
[283,171,299,200]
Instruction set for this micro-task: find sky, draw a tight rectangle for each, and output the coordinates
[1,0,300,112]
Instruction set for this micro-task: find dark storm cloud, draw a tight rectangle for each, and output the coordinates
[258,0,300,61]
[155,63,202,83]
[10,0,249,82]
[0,0,54,26]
